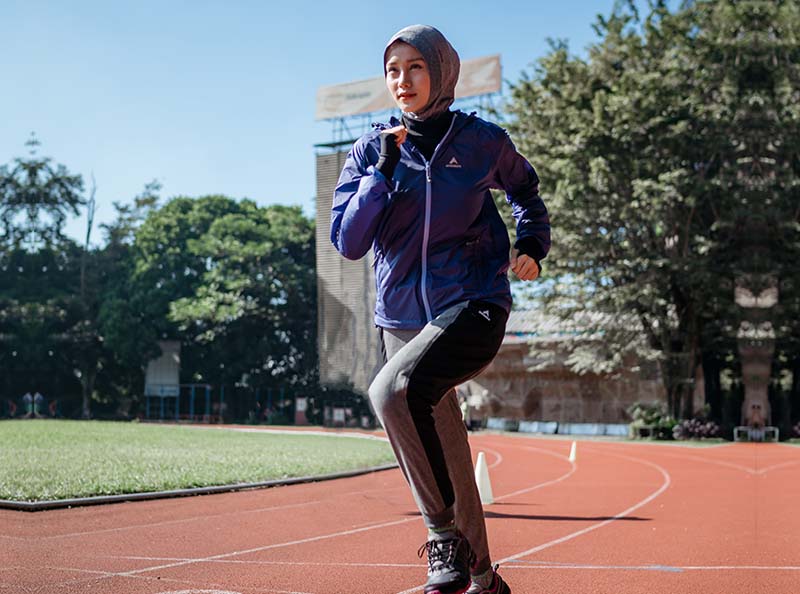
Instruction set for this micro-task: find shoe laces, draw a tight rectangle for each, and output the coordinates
[417,536,465,572]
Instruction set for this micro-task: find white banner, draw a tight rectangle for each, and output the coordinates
[315,55,501,120]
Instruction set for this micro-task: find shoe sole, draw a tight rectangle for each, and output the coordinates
[425,584,470,594]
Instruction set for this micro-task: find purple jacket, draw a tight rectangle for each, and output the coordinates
[330,111,550,330]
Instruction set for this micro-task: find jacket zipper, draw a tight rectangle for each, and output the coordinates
[419,115,458,322]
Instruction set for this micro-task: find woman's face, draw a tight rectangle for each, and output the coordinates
[385,42,431,114]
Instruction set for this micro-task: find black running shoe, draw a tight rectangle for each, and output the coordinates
[466,564,511,594]
[418,533,475,594]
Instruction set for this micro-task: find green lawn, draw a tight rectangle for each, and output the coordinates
[0,420,395,502]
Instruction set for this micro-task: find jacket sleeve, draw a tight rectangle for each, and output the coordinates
[493,130,551,264]
[330,138,393,260]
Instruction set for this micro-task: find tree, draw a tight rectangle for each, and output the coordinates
[166,201,317,393]
[0,139,90,413]
[503,0,798,420]
[116,195,317,409]
[96,181,163,392]
[0,135,84,250]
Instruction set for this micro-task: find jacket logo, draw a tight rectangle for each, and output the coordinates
[445,156,462,168]
[478,309,491,321]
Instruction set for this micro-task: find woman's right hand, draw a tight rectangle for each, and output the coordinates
[381,125,408,147]
[376,125,407,180]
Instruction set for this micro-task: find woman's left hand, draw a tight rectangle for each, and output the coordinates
[510,249,540,281]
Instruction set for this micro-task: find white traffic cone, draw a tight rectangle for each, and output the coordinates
[474,451,494,505]
[568,441,577,463]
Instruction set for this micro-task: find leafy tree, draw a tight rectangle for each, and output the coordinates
[0,135,84,250]
[96,181,163,406]
[0,140,90,413]
[166,201,317,393]
[504,0,798,420]
[117,195,317,407]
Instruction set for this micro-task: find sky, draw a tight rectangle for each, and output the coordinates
[2,0,612,246]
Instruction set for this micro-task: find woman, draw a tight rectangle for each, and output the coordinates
[330,24,550,594]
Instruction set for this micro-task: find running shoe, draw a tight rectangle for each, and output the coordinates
[465,565,511,594]
[418,533,475,594]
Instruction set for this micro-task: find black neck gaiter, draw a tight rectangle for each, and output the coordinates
[402,111,454,161]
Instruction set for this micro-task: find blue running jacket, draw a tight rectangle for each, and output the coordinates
[330,110,550,330]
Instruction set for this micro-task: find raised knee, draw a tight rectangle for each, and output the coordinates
[368,368,404,418]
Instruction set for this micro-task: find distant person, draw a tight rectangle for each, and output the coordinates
[459,394,472,431]
[33,392,45,418]
[331,24,549,594]
[22,392,33,418]
[749,403,765,441]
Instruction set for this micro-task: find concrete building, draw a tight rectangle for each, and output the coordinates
[461,310,665,425]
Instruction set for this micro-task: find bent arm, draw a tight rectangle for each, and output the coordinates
[330,140,393,260]
[493,131,551,266]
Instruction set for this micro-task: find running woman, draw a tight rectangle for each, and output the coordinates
[330,24,550,594]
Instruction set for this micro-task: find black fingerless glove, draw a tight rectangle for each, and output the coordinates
[375,131,401,180]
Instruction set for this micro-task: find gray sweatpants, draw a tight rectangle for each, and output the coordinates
[369,300,507,574]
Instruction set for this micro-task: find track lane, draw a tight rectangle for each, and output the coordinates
[4,432,799,594]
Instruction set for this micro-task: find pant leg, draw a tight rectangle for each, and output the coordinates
[434,388,492,573]
[369,300,506,567]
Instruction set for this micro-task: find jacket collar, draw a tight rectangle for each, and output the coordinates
[386,109,475,134]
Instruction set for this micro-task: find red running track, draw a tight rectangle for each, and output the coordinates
[2,430,800,594]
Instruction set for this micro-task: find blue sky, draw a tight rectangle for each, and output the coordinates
[2,0,612,245]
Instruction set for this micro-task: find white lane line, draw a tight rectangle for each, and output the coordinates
[99,556,422,568]
[32,480,411,542]
[76,516,421,583]
[495,446,576,501]
[91,558,800,573]
[754,460,800,475]
[43,564,317,593]
[500,450,670,563]
[33,499,329,541]
[478,446,504,469]
[90,447,576,582]
[643,450,800,476]
[154,590,240,594]
[394,447,671,594]
[0,566,25,586]
[501,562,800,572]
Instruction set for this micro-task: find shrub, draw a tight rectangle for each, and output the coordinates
[673,417,720,440]
[627,402,677,440]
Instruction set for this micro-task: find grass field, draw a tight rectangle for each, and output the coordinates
[0,420,395,502]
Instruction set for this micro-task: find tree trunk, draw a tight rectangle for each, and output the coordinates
[703,351,723,422]
[81,368,96,419]
[792,357,800,425]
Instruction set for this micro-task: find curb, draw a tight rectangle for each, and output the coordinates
[0,462,398,513]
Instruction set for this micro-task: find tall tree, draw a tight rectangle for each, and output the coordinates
[0,135,84,250]
[166,202,317,393]
[0,138,89,412]
[503,0,797,420]
[118,195,317,405]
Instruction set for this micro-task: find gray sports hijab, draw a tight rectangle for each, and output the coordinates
[384,24,460,121]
